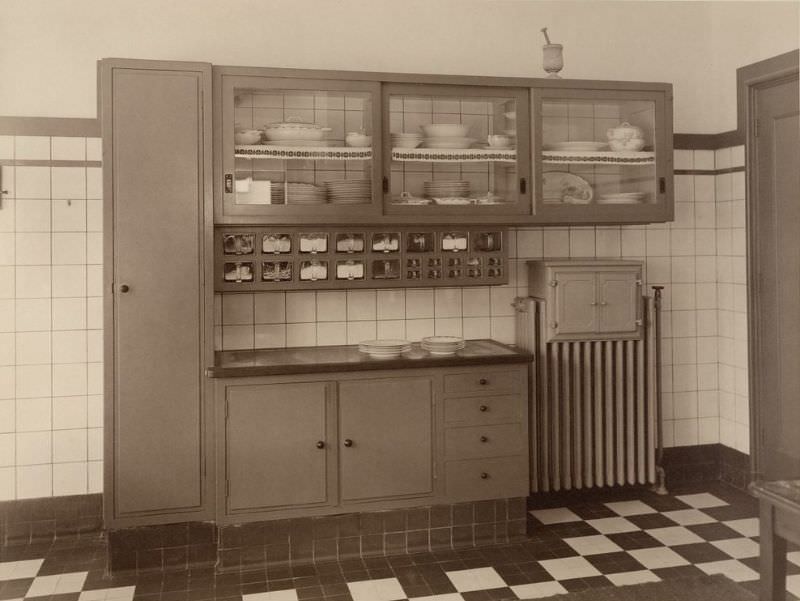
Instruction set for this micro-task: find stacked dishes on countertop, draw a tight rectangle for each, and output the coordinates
[284,182,327,205]
[391,132,423,148]
[325,179,371,204]
[358,339,412,359]
[423,180,470,198]
[421,336,465,356]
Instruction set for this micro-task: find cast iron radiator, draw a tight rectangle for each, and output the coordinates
[514,296,658,492]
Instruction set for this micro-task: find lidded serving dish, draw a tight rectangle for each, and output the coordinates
[606,122,645,151]
[263,116,333,141]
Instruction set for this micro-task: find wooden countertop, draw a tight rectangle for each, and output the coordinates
[207,339,533,378]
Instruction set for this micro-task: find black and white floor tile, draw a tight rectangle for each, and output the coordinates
[1,485,798,601]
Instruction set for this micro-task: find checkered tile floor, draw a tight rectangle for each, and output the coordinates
[1,484,798,601]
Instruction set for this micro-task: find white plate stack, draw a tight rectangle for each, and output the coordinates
[325,179,371,204]
[285,183,327,205]
[421,336,465,356]
[391,132,423,148]
[358,339,412,359]
[423,180,470,198]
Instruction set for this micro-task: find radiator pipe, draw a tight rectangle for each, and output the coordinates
[651,286,668,495]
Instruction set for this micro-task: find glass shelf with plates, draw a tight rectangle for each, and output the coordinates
[382,83,531,218]
[531,87,672,223]
[217,73,383,222]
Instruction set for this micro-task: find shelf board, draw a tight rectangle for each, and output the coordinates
[235,145,373,160]
[542,150,655,165]
[392,147,517,163]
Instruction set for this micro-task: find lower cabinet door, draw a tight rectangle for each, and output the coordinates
[225,382,333,512]
[339,377,434,502]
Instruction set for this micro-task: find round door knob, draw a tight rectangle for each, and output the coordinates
[316,441,325,449]
[479,378,488,385]
[480,472,489,479]
[343,438,353,447]
[119,284,130,293]
[479,405,488,412]
[480,436,488,443]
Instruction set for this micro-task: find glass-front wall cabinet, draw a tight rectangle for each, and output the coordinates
[531,88,672,224]
[217,75,382,223]
[383,84,530,218]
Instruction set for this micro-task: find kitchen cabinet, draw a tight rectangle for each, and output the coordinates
[213,67,673,227]
[101,59,214,527]
[531,86,673,224]
[213,358,528,522]
[528,259,643,341]
[225,382,335,513]
[339,377,434,502]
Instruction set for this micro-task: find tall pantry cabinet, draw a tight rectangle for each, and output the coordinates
[100,59,215,527]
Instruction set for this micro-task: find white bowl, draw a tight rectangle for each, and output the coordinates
[420,123,470,138]
[609,138,645,152]
[234,130,262,145]
[393,138,422,148]
[346,133,372,147]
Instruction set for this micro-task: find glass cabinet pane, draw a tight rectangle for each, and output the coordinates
[385,86,528,215]
[221,76,381,219]
[538,96,658,210]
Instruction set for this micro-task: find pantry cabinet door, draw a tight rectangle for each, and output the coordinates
[225,382,334,513]
[551,270,597,337]
[102,59,213,525]
[339,377,434,502]
[597,269,642,336]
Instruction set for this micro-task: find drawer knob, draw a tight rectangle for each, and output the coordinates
[479,405,488,412]
[481,472,489,479]
[119,284,130,293]
[316,441,325,449]
[480,435,488,443]
[479,378,488,385]
[343,438,353,447]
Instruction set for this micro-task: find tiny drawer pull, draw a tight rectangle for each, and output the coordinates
[480,472,489,479]
[343,438,353,447]
[316,441,325,449]
[119,284,130,293]
[479,405,488,412]
[480,435,488,443]
[479,378,488,385]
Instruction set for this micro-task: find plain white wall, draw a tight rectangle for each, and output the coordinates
[0,0,796,132]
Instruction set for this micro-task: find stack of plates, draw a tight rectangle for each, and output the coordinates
[597,192,646,204]
[547,141,608,152]
[421,336,465,356]
[424,180,470,198]
[325,179,371,204]
[284,183,327,205]
[358,339,412,359]
[391,132,423,149]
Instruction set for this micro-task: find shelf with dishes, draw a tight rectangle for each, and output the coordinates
[235,144,373,161]
[215,226,508,291]
[389,180,512,208]
[391,147,516,163]
[541,140,654,165]
[542,171,651,205]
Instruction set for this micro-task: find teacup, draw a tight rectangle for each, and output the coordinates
[487,134,512,148]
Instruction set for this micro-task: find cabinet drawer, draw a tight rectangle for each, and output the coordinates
[444,424,523,460]
[444,394,522,425]
[443,369,522,395]
[445,457,527,501]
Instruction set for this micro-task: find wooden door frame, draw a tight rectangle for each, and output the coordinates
[744,50,800,481]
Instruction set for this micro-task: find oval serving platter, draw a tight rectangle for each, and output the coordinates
[542,171,594,204]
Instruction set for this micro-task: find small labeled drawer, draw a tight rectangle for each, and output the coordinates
[445,457,527,501]
[443,369,522,395]
[444,395,522,426]
[444,424,523,460]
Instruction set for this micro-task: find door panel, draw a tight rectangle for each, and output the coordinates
[553,271,597,335]
[111,66,206,515]
[598,270,640,334]
[339,377,434,501]
[754,73,800,479]
[226,383,331,511]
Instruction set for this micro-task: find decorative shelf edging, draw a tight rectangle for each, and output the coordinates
[542,150,655,165]
[392,147,517,163]
[235,145,373,160]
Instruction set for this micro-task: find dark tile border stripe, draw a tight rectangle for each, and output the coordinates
[674,131,743,150]
[0,116,99,137]
[0,493,103,545]
[674,166,746,176]
[0,159,101,168]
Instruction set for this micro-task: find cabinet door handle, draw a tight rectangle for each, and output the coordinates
[479,378,488,385]
[479,405,488,412]
[480,435,488,443]
[119,284,130,293]
[590,301,598,306]
[600,301,608,306]
[480,472,489,479]
[316,441,325,449]
[343,438,353,447]
[519,177,527,194]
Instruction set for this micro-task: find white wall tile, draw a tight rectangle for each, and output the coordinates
[16,396,51,432]
[0,136,14,160]
[345,320,375,344]
[16,430,51,464]
[434,288,461,318]
[52,265,85,297]
[316,321,347,345]
[221,294,253,325]
[405,318,435,341]
[15,167,51,199]
[52,233,86,265]
[543,228,569,257]
[376,290,405,320]
[51,298,86,330]
[52,429,86,463]
[16,266,51,298]
[15,137,51,161]
[52,330,87,364]
[317,291,347,321]
[15,365,51,398]
[0,433,15,466]
[52,462,87,496]
[51,137,86,161]
[346,290,376,321]
[16,199,51,232]
[16,464,51,499]
[405,289,434,319]
[254,292,285,324]
[52,199,86,232]
[86,138,102,162]
[253,323,285,348]
[53,363,87,396]
[52,396,87,430]
[376,320,405,340]
[87,460,102,493]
